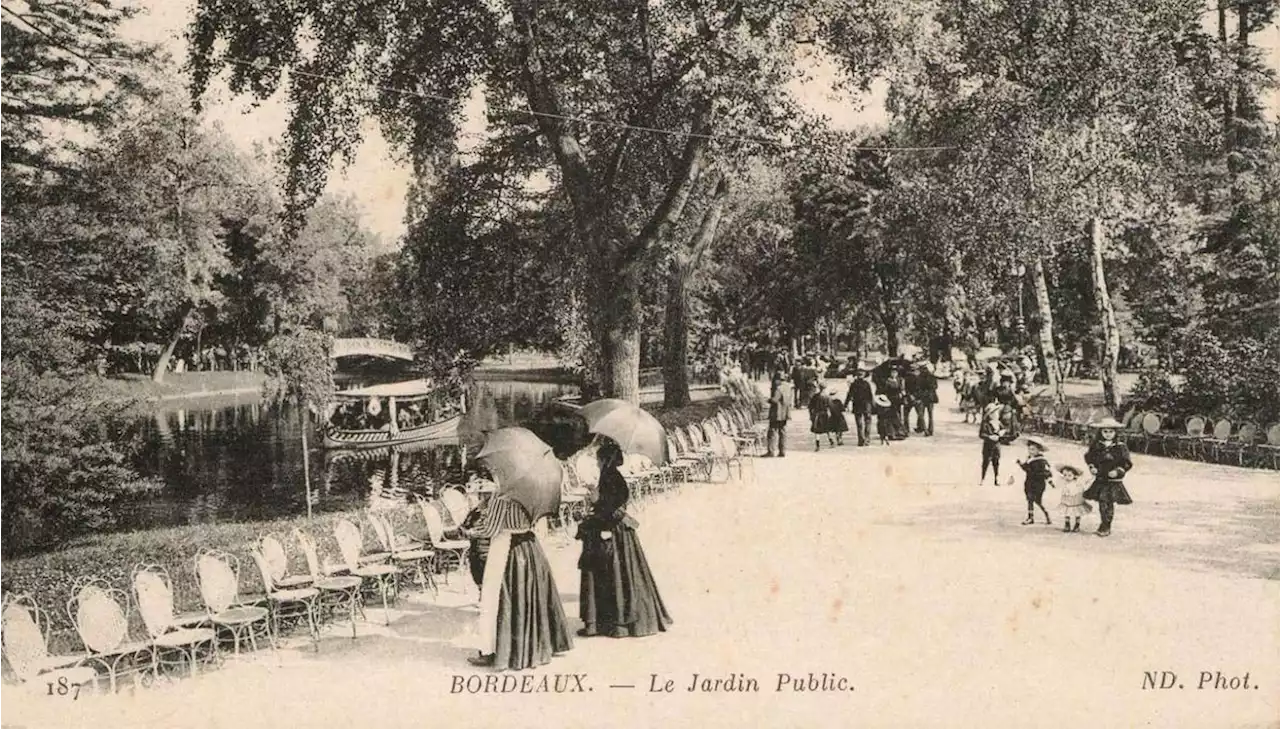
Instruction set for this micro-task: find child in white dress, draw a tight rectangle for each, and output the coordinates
[1057,464,1092,533]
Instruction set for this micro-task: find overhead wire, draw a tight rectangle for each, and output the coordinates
[220,56,958,153]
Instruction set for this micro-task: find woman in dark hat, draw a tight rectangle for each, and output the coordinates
[461,486,573,670]
[1081,417,1133,537]
[576,438,672,638]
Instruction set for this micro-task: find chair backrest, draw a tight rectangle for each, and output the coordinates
[420,500,448,544]
[1185,415,1207,437]
[1141,413,1163,435]
[367,511,393,552]
[571,447,600,487]
[67,580,130,654]
[333,518,364,567]
[1236,422,1258,443]
[440,489,471,527]
[2,595,51,682]
[259,534,290,582]
[1212,419,1233,439]
[622,453,654,473]
[132,564,178,638]
[248,549,279,595]
[1267,423,1280,446]
[294,529,324,577]
[195,550,241,614]
[1125,411,1146,432]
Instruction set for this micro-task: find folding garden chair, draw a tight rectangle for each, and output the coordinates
[1203,419,1234,464]
[333,518,401,625]
[194,550,271,658]
[369,510,438,594]
[132,565,219,677]
[1257,423,1280,470]
[293,529,363,639]
[1169,415,1210,460]
[1221,422,1259,467]
[246,551,320,649]
[66,578,155,692]
[2,594,96,696]
[417,500,467,585]
[259,533,315,590]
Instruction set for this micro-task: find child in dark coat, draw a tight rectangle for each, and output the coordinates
[826,390,848,446]
[809,390,834,450]
[1016,437,1054,525]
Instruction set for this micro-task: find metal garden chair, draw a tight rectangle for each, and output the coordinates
[369,510,438,594]
[131,564,219,678]
[417,500,467,586]
[293,529,363,639]
[333,518,401,625]
[2,594,96,696]
[246,550,320,649]
[66,578,155,692]
[194,550,271,658]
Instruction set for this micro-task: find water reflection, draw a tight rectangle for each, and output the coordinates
[121,379,580,531]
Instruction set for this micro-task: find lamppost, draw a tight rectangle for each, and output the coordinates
[1011,262,1027,349]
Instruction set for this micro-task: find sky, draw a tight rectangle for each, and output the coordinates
[120,1,883,241]
[122,2,1280,242]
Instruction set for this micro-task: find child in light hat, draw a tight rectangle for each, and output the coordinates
[1016,437,1054,525]
[1056,464,1091,533]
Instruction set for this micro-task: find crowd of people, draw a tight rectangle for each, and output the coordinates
[762,354,943,455]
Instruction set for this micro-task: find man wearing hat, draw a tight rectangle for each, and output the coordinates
[846,363,876,446]
[765,371,792,457]
[911,361,939,437]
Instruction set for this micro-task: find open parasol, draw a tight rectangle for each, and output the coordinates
[475,427,564,521]
[577,398,669,465]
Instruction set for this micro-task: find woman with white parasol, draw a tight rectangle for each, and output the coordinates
[461,428,572,669]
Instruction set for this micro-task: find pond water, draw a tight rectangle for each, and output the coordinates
[119,376,586,532]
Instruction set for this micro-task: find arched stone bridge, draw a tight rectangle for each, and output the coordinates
[330,338,415,361]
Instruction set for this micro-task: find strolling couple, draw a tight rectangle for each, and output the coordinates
[464,439,672,671]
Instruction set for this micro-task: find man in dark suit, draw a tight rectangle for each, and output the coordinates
[912,362,939,436]
[766,373,792,457]
[846,365,876,446]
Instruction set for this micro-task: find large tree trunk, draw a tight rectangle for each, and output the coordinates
[151,307,192,383]
[1088,218,1121,412]
[662,263,692,407]
[1030,257,1064,403]
[597,267,643,404]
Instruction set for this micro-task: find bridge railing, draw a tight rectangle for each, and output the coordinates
[330,338,416,361]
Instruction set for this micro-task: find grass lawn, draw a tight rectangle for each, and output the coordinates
[104,371,267,400]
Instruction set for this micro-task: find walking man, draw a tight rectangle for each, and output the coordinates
[913,362,939,436]
[847,365,876,447]
[766,372,791,457]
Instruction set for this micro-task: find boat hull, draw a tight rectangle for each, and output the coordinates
[322,414,463,450]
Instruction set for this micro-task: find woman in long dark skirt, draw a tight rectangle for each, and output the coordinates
[826,389,848,446]
[462,493,572,669]
[576,438,672,638]
[1081,417,1134,538]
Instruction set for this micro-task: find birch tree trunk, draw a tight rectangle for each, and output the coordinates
[1030,257,1064,403]
[1088,217,1121,412]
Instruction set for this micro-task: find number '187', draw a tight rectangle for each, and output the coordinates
[46,675,82,700]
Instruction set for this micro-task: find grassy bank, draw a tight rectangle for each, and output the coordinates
[0,504,425,647]
[105,371,267,400]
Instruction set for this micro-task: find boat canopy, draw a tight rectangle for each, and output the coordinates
[334,379,439,400]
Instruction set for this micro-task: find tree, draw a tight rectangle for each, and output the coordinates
[1,0,153,194]
[82,85,278,380]
[882,0,1220,410]
[663,174,731,406]
[261,329,334,519]
[188,0,898,402]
